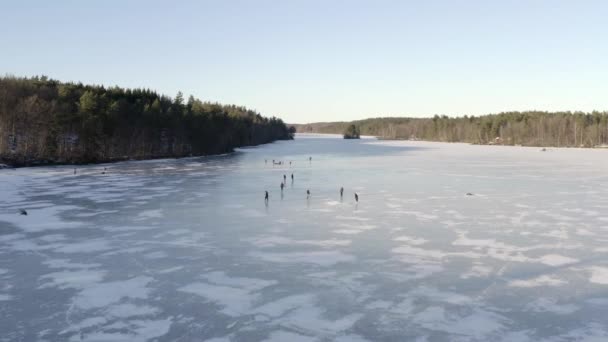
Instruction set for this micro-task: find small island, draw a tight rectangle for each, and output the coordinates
[343,124,361,139]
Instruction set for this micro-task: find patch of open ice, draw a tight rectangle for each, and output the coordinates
[179,282,258,316]
[203,271,278,292]
[390,210,439,221]
[106,303,160,318]
[277,303,363,336]
[334,334,371,342]
[54,239,113,254]
[249,250,355,267]
[39,269,107,290]
[60,316,107,334]
[254,294,316,317]
[525,298,579,315]
[68,318,172,342]
[144,251,168,259]
[0,205,84,232]
[412,306,507,339]
[263,330,317,342]
[333,229,364,235]
[248,236,351,248]
[158,266,183,274]
[180,272,277,316]
[393,235,428,245]
[73,276,153,310]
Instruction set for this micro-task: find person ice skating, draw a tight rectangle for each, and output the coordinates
[280,182,284,191]
[73,168,77,175]
[265,191,269,203]
[291,173,294,181]
[355,193,359,202]
[309,156,312,162]
[340,187,344,198]
[307,189,310,199]
[289,161,292,166]
[283,174,287,183]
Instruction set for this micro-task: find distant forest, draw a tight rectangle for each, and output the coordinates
[0,76,293,166]
[294,111,608,147]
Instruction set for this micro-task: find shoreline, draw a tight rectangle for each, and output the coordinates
[298,132,608,150]
[0,137,292,169]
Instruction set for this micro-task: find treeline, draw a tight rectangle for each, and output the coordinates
[294,111,608,147]
[0,75,293,166]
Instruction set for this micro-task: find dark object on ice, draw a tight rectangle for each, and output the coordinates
[265,191,269,202]
[102,167,107,174]
[307,189,311,198]
[280,182,284,191]
[73,168,77,175]
[355,193,359,202]
[283,174,286,182]
[19,209,27,216]
[291,173,294,181]
[466,193,474,196]
[309,156,312,162]
[340,187,344,198]
[541,148,547,151]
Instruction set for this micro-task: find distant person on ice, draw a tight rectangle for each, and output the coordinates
[307,189,311,199]
[283,174,287,183]
[265,191,269,203]
[355,193,359,202]
[309,156,312,163]
[291,173,294,182]
[280,182,284,191]
[340,187,344,198]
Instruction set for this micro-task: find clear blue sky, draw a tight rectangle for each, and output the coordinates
[1,1,607,123]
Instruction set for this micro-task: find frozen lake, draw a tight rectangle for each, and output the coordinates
[1,134,608,341]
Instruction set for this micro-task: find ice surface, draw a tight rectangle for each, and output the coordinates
[2,134,608,341]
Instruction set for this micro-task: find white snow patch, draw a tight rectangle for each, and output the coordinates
[508,275,566,288]
[538,254,578,267]
[587,266,608,285]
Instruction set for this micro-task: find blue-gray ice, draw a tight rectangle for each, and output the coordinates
[1,134,608,341]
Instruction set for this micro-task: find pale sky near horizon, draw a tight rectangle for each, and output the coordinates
[1,0,607,123]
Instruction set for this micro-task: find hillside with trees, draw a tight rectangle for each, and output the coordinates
[0,76,293,166]
[294,111,608,147]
